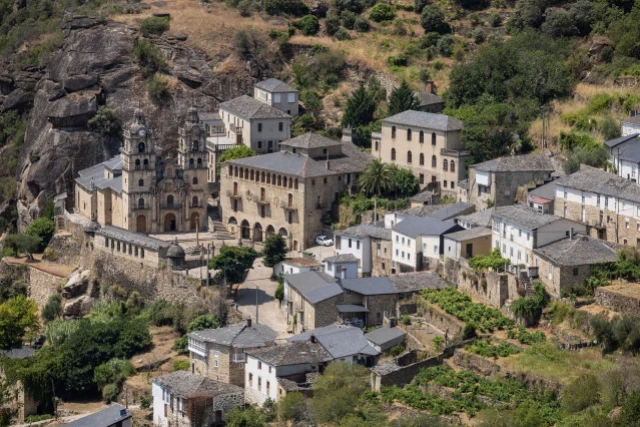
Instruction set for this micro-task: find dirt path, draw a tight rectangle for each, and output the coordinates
[3,255,74,278]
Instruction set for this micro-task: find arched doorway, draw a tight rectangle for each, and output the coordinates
[228,217,237,234]
[266,225,275,237]
[253,223,263,242]
[241,220,250,240]
[190,213,199,231]
[164,213,177,232]
[136,215,146,233]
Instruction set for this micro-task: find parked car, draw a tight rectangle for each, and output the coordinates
[316,235,333,246]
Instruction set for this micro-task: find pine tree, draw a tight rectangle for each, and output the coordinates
[387,80,420,116]
[341,85,376,128]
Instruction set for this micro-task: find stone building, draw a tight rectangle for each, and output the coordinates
[340,277,398,328]
[443,227,493,261]
[219,133,372,250]
[188,319,277,387]
[414,81,444,113]
[0,348,38,423]
[253,78,300,117]
[94,225,170,268]
[527,180,557,214]
[333,224,392,277]
[554,165,640,245]
[152,371,244,427]
[533,234,618,297]
[74,108,208,233]
[372,110,468,196]
[622,112,640,136]
[465,153,556,210]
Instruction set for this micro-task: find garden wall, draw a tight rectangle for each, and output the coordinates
[594,284,640,316]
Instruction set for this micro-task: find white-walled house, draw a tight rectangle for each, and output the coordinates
[622,114,640,137]
[491,205,586,275]
[244,340,331,406]
[323,254,359,279]
[333,224,392,276]
[392,217,462,272]
[605,133,640,181]
[253,78,300,117]
[274,257,323,276]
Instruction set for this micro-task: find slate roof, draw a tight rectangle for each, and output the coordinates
[279,133,341,149]
[282,257,322,268]
[224,151,334,178]
[458,179,469,190]
[555,165,640,204]
[393,217,458,238]
[219,95,292,120]
[341,277,397,295]
[471,153,555,173]
[76,155,123,193]
[382,110,462,131]
[153,371,243,399]
[427,203,475,221]
[285,271,342,304]
[335,224,391,240]
[365,327,406,346]
[96,226,169,251]
[604,133,639,148]
[618,139,640,162]
[533,234,619,267]
[456,208,494,228]
[327,140,374,174]
[287,324,379,358]
[492,205,562,230]
[336,304,369,313]
[414,91,444,108]
[0,347,36,359]
[190,322,277,348]
[622,115,640,125]
[245,340,332,366]
[410,189,435,204]
[444,227,492,241]
[528,180,557,201]
[389,271,449,293]
[65,404,131,427]
[324,253,359,263]
[254,78,298,93]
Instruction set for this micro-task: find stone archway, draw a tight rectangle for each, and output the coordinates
[164,213,177,232]
[190,213,199,231]
[136,215,146,233]
[266,225,275,238]
[241,220,250,240]
[278,227,288,237]
[228,217,237,234]
[253,223,263,242]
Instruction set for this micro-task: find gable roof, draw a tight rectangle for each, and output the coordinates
[279,133,341,149]
[341,277,397,295]
[471,153,555,173]
[327,140,374,174]
[604,133,639,148]
[0,347,36,359]
[389,271,449,293]
[285,271,342,304]
[224,151,334,178]
[189,322,277,348]
[324,253,359,263]
[456,208,494,228]
[75,155,123,193]
[255,78,298,93]
[528,180,557,201]
[288,324,379,358]
[66,404,131,427]
[153,371,243,399]
[382,110,462,131]
[246,340,332,366]
[444,227,492,241]
[395,202,474,221]
[393,217,459,238]
[492,205,562,230]
[96,226,169,251]
[365,327,406,346]
[281,257,322,268]
[334,224,392,240]
[219,95,292,120]
[414,91,443,107]
[618,139,640,162]
[555,165,640,204]
[533,234,619,267]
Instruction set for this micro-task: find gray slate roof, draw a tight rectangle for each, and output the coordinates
[410,189,435,203]
[336,304,369,313]
[0,347,36,359]
[444,227,492,241]
[492,205,562,230]
[324,253,359,263]
[393,217,459,238]
[280,133,341,149]
[153,371,243,399]
[534,234,619,267]
[365,327,406,346]
[618,139,640,162]
[555,165,640,204]
[382,110,462,131]
[414,91,444,107]
[246,340,332,366]
[604,133,639,148]
[335,224,391,240]
[285,271,342,304]
[341,277,396,295]
[389,271,449,293]
[65,404,131,427]
[220,95,292,120]
[190,322,277,348]
[529,180,557,201]
[96,226,169,251]
[76,156,123,193]
[287,324,379,358]
[456,208,494,228]
[471,153,555,173]
[427,203,475,221]
[327,140,374,174]
[254,78,298,93]
[224,151,334,178]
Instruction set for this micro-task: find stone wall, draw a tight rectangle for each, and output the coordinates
[452,348,501,377]
[422,303,465,335]
[595,285,640,315]
[0,260,63,313]
[46,232,84,267]
[447,257,510,308]
[211,392,244,420]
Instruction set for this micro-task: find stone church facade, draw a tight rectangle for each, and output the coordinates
[74,108,208,233]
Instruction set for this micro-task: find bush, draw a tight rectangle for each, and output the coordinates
[146,75,169,101]
[140,396,152,409]
[469,248,510,272]
[488,11,502,27]
[420,5,449,34]
[562,374,601,413]
[265,0,309,16]
[173,359,190,371]
[335,0,364,13]
[334,28,351,40]
[42,293,63,323]
[133,39,166,73]
[340,10,357,28]
[511,282,549,325]
[436,34,455,57]
[277,392,306,422]
[599,116,622,140]
[102,383,119,403]
[88,107,122,137]
[25,217,55,252]
[139,16,170,37]
[387,53,408,66]
[414,0,429,14]
[541,9,578,38]
[462,322,477,339]
[401,315,411,325]
[354,15,370,32]
[472,28,485,44]
[325,13,341,35]
[294,15,320,36]
[390,344,404,356]
[419,32,440,48]
[94,358,135,392]
[369,3,395,22]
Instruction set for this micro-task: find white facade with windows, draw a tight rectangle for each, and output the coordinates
[244,355,280,406]
[391,230,420,269]
[334,233,370,275]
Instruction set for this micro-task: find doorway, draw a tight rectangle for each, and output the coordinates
[164,214,177,232]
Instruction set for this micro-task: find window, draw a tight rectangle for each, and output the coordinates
[192,177,198,185]
[258,141,262,149]
[349,238,352,248]
[627,219,630,229]
[443,180,447,188]
[433,245,437,253]
[407,151,412,163]
[443,159,448,171]
[249,373,253,387]
[258,123,262,132]
[274,93,281,102]
[431,132,436,145]
[419,153,424,165]
[258,361,262,370]
[279,122,283,131]
[451,161,455,173]
[356,241,360,249]
[395,249,399,256]
[573,268,579,276]
[214,359,219,367]
[451,181,455,188]
[138,179,144,187]
[432,155,436,167]
[391,148,396,161]
[420,174,424,184]
[407,128,412,141]
[374,140,379,151]
[258,377,262,391]
[391,126,396,138]
[419,131,424,143]
[288,93,295,102]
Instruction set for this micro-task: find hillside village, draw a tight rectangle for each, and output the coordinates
[7,0,640,425]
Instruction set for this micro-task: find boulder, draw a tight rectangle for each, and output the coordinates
[63,294,94,318]
[47,94,97,128]
[62,269,91,299]
[310,0,329,17]
[0,74,14,95]
[64,74,98,93]
[2,88,34,112]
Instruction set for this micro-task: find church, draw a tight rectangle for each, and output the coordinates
[74,108,209,233]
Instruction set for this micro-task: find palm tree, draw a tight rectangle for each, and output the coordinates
[358,159,393,196]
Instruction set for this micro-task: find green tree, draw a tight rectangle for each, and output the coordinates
[308,362,369,424]
[541,9,578,38]
[599,116,621,140]
[209,246,258,285]
[354,15,370,32]
[93,358,135,392]
[226,405,266,427]
[562,374,601,413]
[369,3,395,22]
[341,85,377,129]
[511,282,549,325]
[358,159,393,196]
[217,145,257,178]
[42,293,63,323]
[139,16,170,37]
[275,275,285,304]
[0,295,40,350]
[25,217,55,252]
[415,0,429,14]
[387,81,420,117]
[294,15,320,36]
[564,145,609,175]
[133,39,167,74]
[172,314,221,353]
[0,375,19,426]
[420,5,450,34]
[263,234,287,267]
[325,13,341,35]
[277,391,306,422]
[88,107,122,137]
[386,165,419,198]
[619,391,640,427]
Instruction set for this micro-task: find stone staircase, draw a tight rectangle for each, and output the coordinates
[208,200,235,241]
[518,271,534,297]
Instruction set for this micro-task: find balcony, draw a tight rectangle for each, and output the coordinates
[160,203,183,210]
[440,148,471,157]
[255,198,270,206]
[190,204,203,209]
[186,163,206,169]
[232,353,246,363]
[279,200,297,210]
[133,204,150,210]
[226,190,242,200]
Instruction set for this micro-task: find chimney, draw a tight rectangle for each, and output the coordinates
[570,227,574,240]
[246,317,252,328]
[426,80,436,94]
[310,334,316,343]
[120,409,128,417]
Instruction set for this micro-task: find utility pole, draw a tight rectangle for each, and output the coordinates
[255,285,259,325]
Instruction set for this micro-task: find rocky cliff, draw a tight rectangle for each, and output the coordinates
[0,15,260,230]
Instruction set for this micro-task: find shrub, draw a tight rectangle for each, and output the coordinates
[462,322,477,340]
[265,0,310,16]
[432,336,444,351]
[146,75,169,101]
[173,359,190,371]
[277,392,306,422]
[562,374,601,413]
[139,16,170,37]
[469,248,510,272]
[419,32,440,48]
[414,0,429,14]
[469,12,482,26]
[335,0,364,13]
[102,383,119,403]
[133,39,166,73]
[325,13,341,35]
[140,396,152,409]
[436,34,455,56]
[354,15,370,32]
[294,15,320,36]
[401,315,411,325]
[488,11,502,27]
[472,28,485,44]
[42,293,63,323]
[390,344,404,356]
[369,3,395,22]
[334,28,351,40]
[340,10,357,28]
[599,116,622,140]
[464,338,520,359]
[420,5,449,34]
[506,326,546,345]
[387,53,408,66]
[511,282,549,325]
[25,217,55,252]
[94,358,136,391]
